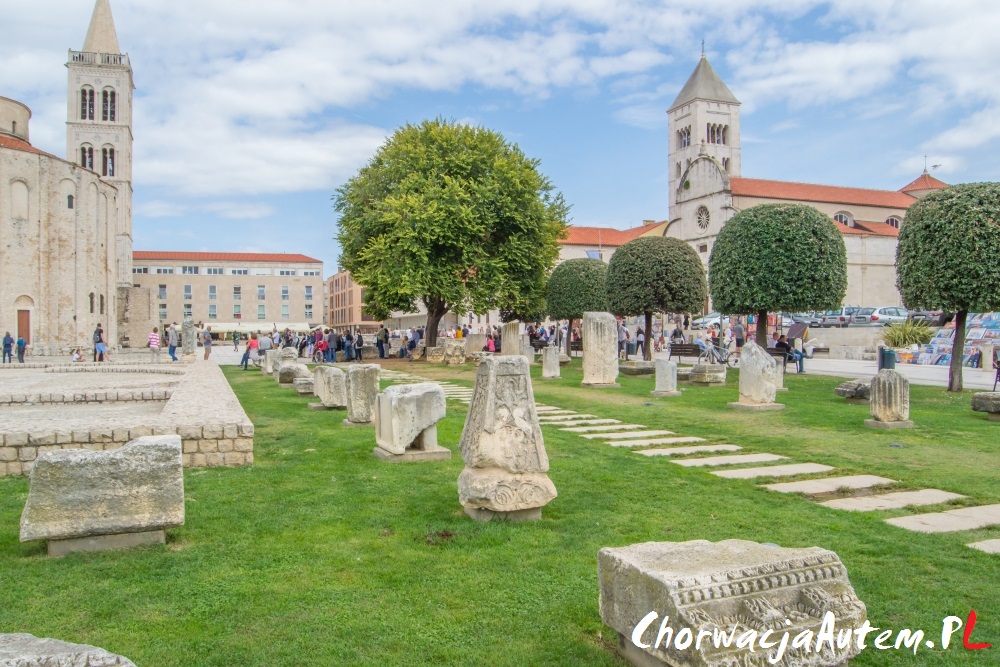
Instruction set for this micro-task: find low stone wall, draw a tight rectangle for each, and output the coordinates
[0,389,172,405]
[44,366,186,375]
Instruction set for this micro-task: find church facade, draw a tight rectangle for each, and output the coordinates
[665,56,947,308]
[0,0,151,355]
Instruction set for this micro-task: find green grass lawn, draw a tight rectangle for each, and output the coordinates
[0,359,998,665]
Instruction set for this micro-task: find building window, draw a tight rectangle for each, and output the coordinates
[279,270,296,276]
[158,285,167,300]
[281,285,290,301]
[696,206,711,231]
[281,304,290,320]
[677,126,691,148]
[233,286,242,301]
[833,212,854,226]
[158,304,167,320]
[230,268,248,275]
[305,286,313,300]
[102,89,116,122]
[208,304,217,320]
[101,147,115,177]
[80,145,94,170]
[133,266,148,274]
[252,268,272,276]
[183,303,192,318]
[156,267,174,274]
[886,216,902,229]
[183,284,192,300]
[233,304,242,319]
[305,305,313,320]
[258,305,266,320]
[80,88,94,120]
[697,244,709,253]
[206,267,223,275]
[100,295,105,315]
[182,266,199,275]
[302,270,320,276]
[258,285,266,300]
[67,195,75,209]
[89,292,95,314]
[722,158,730,173]
[208,285,217,300]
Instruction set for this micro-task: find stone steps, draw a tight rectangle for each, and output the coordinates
[765,475,897,496]
[541,419,621,427]
[581,430,676,440]
[610,436,706,447]
[671,453,787,468]
[537,414,597,421]
[633,444,743,457]
[713,463,835,479]
[885,504,1000,534]
[819,489,965,512]
[560,424,647,433]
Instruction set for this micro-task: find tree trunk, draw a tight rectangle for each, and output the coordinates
[947,310,967,393]
[423,298,447,348]
[565,318,574,356]
[643,311,653,361]
[755,309,769,347]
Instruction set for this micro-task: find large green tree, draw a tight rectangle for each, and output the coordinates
[606,237,706,360]
[897,182,1000,392]
[334,119,568,347]
[709,203,847,347]
[546,258,608,354]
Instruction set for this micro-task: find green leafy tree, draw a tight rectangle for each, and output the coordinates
[606,237,707,360]
[546,258,608,354]
[897,182,1000,392]
[709,203,847,347]
[334,119,568,347]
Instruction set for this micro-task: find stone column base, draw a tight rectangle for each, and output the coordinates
[865,419,914,429]
[582,382,620,389]
[464,506,542,522]
[728,401,785,411]
[307,403,340,411]
[48,529,165,557]
[650,390,681,397]
[372,445,451,462]
[342,419,373,428]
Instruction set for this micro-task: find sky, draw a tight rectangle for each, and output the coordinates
[3,0,1000,277]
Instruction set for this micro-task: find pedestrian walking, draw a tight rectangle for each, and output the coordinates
[1,332,12,364]
[94,323,110,362]
[148,327,161,363]
[16,335,27,363]
[233,332,240,351]
[203,326,213,360]
[167,324,179,361]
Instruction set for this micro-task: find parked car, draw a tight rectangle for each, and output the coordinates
[851,306,909,326]
[820,307,861,328]
[908,310,952,327]
[690,313,730,330]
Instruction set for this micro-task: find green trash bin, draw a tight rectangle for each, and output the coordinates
[628,342,637,356]
[879,347,896,370]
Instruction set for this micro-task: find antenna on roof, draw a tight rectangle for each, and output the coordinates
[701,39,706,57]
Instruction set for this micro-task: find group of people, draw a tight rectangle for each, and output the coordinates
[238,327,378,370]
[1,332,27,364]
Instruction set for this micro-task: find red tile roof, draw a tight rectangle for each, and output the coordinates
[730,177,917,209]
[899,172,949,193]
[559,225,657,247]
[838,220,900,237]
[0,134,58,159]
[133,251,322,263]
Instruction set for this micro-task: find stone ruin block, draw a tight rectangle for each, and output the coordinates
[834,380,870,403]
[972,392,1000,421]
[651,359,680,398]
[0,633,136,666]
[865,369,912,429]
[278,346,299,362]
[458,356,557,521]
[277,362,311,385]
[310,366,348,410]
[293,378,314,396]
[345,364,381,425]
[689,364,726,386]
[262,349,278,374]
[500,321,521,356]
[425,346,445,363]
[373,383,449,462]
[620,360,656,376]
[19,435,185,556]
[443,340,467,366]
[598,540,867,667]
[541,346,561,379]
[582,311,619,387]
[729,342,784,411]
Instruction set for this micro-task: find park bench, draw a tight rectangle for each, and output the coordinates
[668,343,702,361]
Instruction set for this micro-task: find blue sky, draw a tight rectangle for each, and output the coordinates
[3,0,999,276]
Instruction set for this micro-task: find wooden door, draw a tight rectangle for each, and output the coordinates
[17,310,30,344]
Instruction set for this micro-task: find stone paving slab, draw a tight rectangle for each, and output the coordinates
[633,444,743,457]
[535,407,567,412]
[764,475,897,495]
[581,430,676,440]
[820,489,965,512]
[537,414,596,421]
[713,463,835,479]
[541,419,621,427]
[968,539,1000,554]
[885,504,1000,534]
[534,411,584,417]
[608,436,706,447]
[561,424,647,433]
[671,453,787,468]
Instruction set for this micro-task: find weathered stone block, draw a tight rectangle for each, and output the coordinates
[278,362,311,385]
[19,435,185,544]
[443,340,467,366]
[313,366,348,409]
[293,378,314,395]
[542,346,560,379]
[867,369,911,428]
[582,312,619,387]
[598,540,866,667]
[425,346,445,363]
[346,364,381,424]
[202,425,223,439]
[728,342,784,411]
[458,356,556,520]
[972,392,1000,415]
[689,364,726,385]
[620,360,656,376]
[374,383,447,457]
[500,321,521,356]
[263,349,278,374]
[0,633,137,666]
[0,448,17,462]
[651,359,680,398]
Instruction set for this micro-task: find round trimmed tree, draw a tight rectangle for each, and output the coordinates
[546,258,608,354]
[709,203,847,347]
[897,182,1000,392]
[606,237,707,360]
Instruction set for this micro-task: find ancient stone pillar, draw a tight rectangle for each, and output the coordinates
[458,356,557,521]
[541,346,560,379]
[582,312,619,387]
[650,359,680,397]
[689,363,726,386]
[443,340,467,366]
[181,316,196,362]
[373,383,449,461]
[310,366,347,410]
[865,369,913,428]
[728,341,784,411]
[500,321,521,356]
[345,364,381,425]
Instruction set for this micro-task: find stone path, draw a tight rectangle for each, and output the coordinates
[765,475,896,495]
[672,453,787,468]
[713,463,835,479]
[819,489,965,512]
[634,444,742,457]
[969,540,1000,554]
[885,504,1000,534]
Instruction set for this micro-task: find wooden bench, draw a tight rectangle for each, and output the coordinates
[766,348,790,368]
[529,339,550,351]
[668,344,702,361]
[569,340,583,353]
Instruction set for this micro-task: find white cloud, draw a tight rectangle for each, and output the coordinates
[203,202,277,220]
[136,200,187,218]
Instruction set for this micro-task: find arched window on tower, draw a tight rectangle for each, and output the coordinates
[100,295,105,315]
[80,145,94,170]
[102,147,115,177]
[89,292,95,314]
[722,158,730,173]
[67,195,75,209]
[886,216,901,229]
[722,125,728,145]
[102,89,117,121]
[676,162,682,178]
[80,87,95,120]
[677,127,691,149]
[833,211,854,227]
